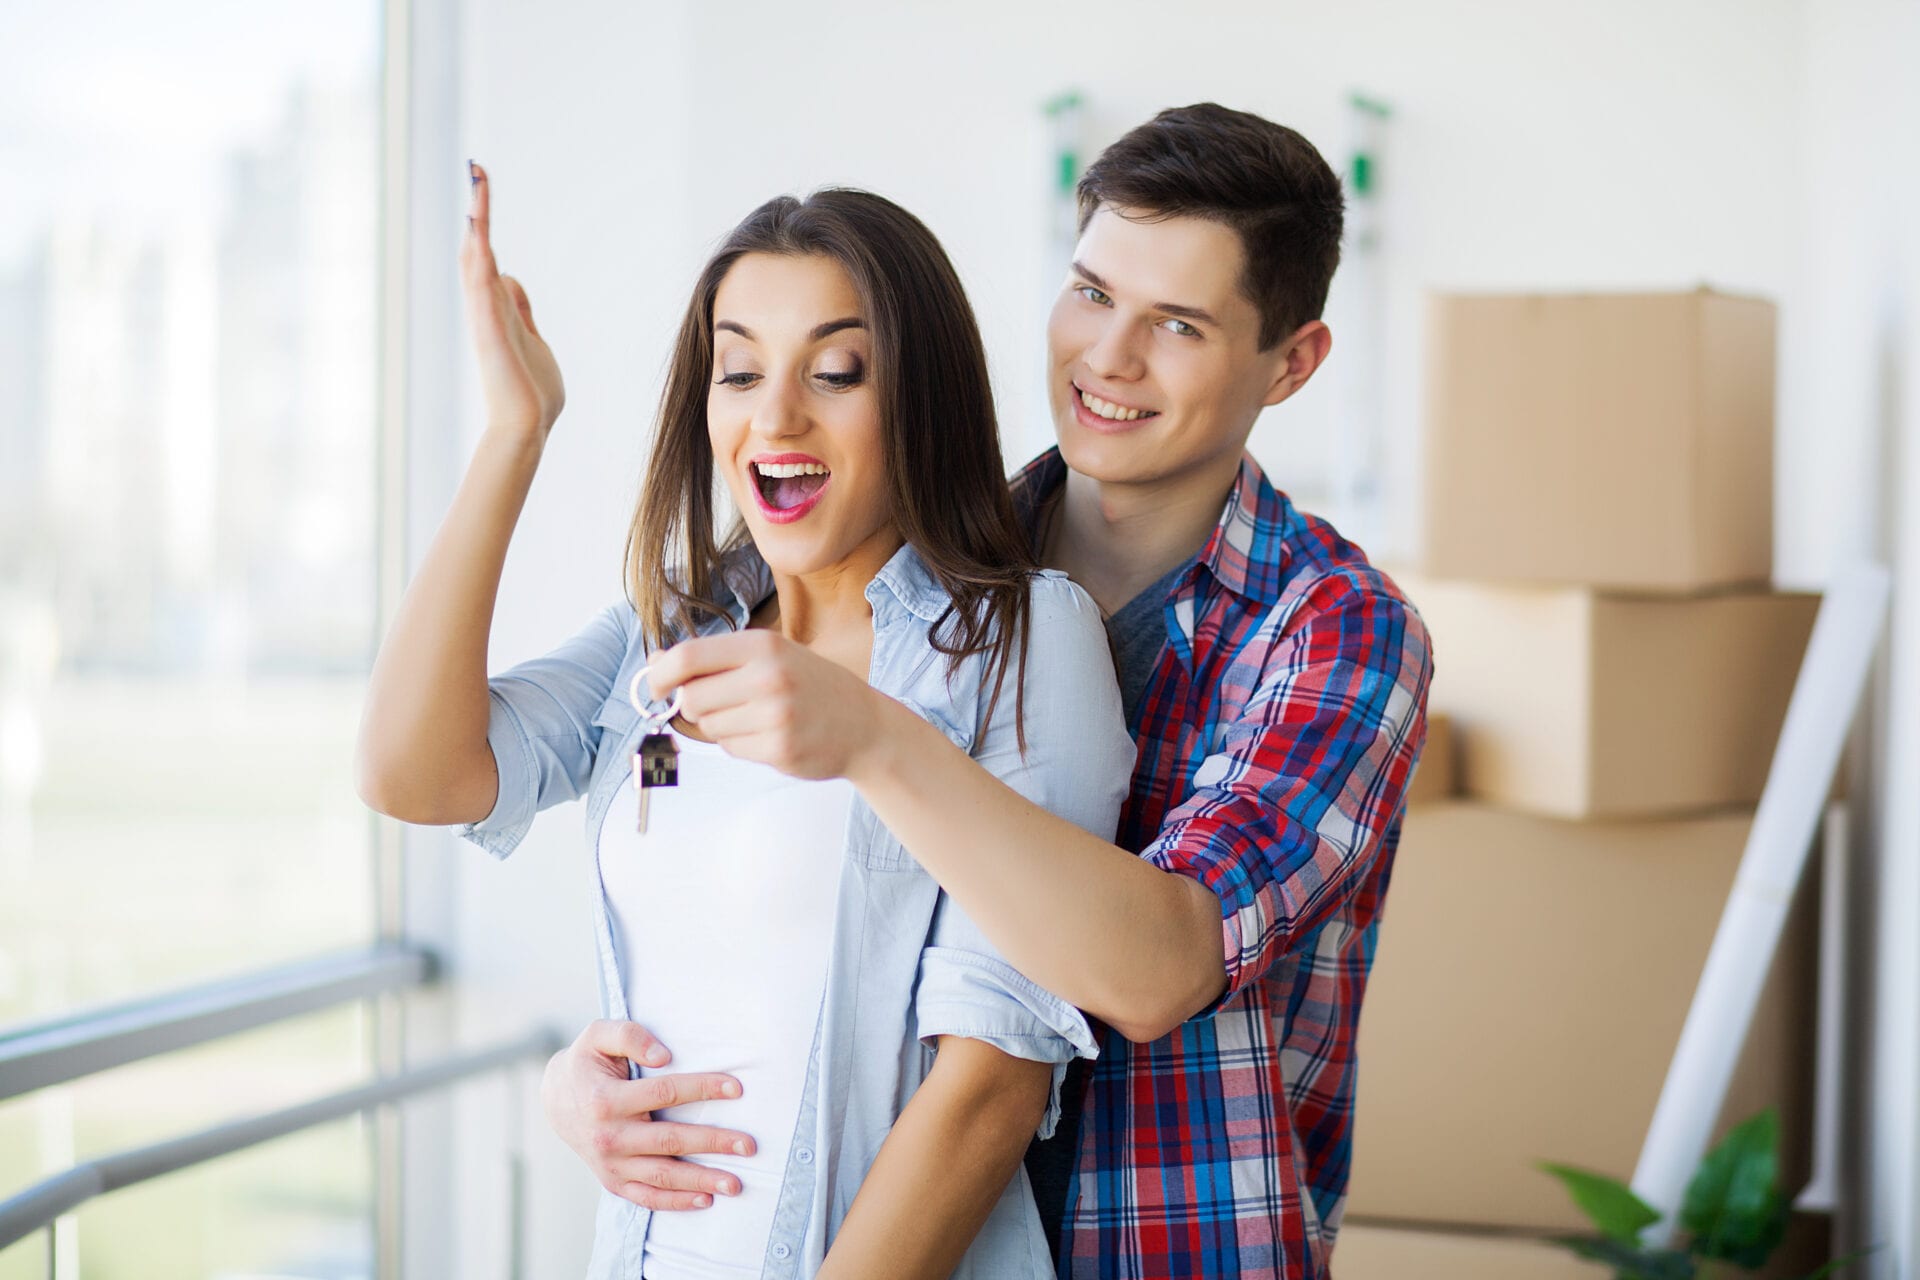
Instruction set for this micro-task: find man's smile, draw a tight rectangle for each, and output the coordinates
[1071,382,1160,432]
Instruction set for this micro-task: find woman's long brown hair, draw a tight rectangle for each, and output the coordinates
[624,189,1036,746]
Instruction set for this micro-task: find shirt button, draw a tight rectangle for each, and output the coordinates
[794,1147,814,1165]
[772,1243,792,1260]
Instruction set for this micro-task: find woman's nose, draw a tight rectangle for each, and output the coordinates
[751,379,808,440]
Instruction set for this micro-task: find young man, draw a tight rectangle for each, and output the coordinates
[541,103,1432,1278]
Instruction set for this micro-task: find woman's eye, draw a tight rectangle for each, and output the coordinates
[1076,284,1111,306]
[816,370,863,389]
[715,371,760,388]
[1161,318,1199,338]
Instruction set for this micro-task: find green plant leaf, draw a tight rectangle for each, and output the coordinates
[1551,1234,1696,1280]
[1681,1109,1781,1260]
[1540,1162,1663,1245]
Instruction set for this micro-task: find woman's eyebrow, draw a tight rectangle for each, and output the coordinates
[713,317,865,341]
[810,317,865,340]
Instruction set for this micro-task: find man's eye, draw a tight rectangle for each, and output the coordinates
[715,372,760,388]
[1076,285,1111,306]
[1161,318,1199,337]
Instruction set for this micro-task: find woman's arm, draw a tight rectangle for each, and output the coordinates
[817,1037,1051,1280]
[651,576,1219,1041]
[355,163,565,823]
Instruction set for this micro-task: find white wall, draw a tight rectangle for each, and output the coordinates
[413,2,1917,1276]
[1791,4,1920,1277]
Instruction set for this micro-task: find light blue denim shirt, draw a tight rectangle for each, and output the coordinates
[454,541,1133,1279]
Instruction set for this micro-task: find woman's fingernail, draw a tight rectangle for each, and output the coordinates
[720,1080,741,1098]
[693,1194,712,1208]
[733,1140,751,1156]
[643,1047,669,1067]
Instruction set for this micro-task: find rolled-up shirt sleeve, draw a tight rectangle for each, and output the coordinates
[454,601,632,861]
[1142,569,1433,1012]
[914,898,1099,1140]
[911,572,1133,1138]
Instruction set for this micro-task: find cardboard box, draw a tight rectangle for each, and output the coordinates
[1396,573,1817,818]
[1334,1217,1831,1280]
[1421,289,1776,591]
[1405,712,1457,806]
[1347,802,1816,1234]
[1334,1224,1599,1279]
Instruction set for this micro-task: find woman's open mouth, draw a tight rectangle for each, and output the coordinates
[750,455,832,524]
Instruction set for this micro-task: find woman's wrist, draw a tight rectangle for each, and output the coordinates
[843,689,939,790]
[479,420,549,458]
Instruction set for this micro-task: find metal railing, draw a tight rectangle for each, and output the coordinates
[0,945,434,1104]
[0,944,562,1276]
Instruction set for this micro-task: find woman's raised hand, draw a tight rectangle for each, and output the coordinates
[459,161,565,442]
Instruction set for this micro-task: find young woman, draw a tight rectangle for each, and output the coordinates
[354,169,1132,1278]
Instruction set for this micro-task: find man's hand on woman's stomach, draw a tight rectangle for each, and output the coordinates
[542,1019,756,1210]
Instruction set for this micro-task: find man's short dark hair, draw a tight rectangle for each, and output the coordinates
[1077,103,1344,351]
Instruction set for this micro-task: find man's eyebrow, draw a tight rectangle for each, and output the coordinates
[1070,261,1218,328]
[714,317,866,342]
[1156,301,1219,326]
[1070,261,1112,293]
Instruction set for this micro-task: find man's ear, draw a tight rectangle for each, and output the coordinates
[1261,319,1333,408]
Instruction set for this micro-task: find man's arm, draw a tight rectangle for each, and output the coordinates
[849,572,1432,1039]
[817,1037,1051,1280]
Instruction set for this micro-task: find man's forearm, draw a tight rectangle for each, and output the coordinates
[819,1038,1050,1279]
[849,698,1225,1042]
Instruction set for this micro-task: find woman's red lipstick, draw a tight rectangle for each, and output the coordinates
[748,453,832,524]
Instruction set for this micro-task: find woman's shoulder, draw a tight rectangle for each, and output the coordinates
[1026,567,1102,621]
[1018,570,1113,677]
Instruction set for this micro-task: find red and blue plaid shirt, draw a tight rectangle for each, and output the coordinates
[1012,448,1434,1280]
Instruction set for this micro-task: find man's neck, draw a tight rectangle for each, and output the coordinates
[1044,450,1243,614]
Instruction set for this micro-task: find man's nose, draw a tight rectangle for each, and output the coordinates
[1083,316,1146,383]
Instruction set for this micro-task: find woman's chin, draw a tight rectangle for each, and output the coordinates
[744,515,902,585]
[744,524,836,576]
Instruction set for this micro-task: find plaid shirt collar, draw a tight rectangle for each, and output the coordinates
[1008,446,1297,610]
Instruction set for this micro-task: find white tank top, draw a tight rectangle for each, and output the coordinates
[597,723,852,1279]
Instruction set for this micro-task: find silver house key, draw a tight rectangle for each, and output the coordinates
[628,667,684,835]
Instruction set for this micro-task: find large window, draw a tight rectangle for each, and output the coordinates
[1,2,386,1274]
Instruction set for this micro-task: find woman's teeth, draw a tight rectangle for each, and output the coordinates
[752,460,831,512]
[1079,389,1153,421]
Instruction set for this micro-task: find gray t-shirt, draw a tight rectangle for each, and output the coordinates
[1103,558,1191,725]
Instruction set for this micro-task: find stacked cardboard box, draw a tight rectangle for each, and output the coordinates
[1338,1217,1831,1280]
[1345,290,1823,1275]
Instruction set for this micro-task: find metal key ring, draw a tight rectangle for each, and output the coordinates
[629,665,686,732]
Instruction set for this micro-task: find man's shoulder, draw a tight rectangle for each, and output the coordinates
[1258,498,1410,617]
[1237,497,1432,680]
